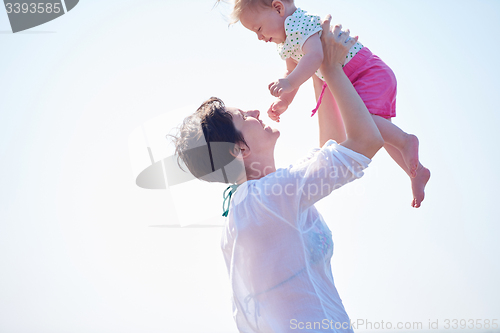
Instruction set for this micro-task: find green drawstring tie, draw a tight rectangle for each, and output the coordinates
[222,184,241,217]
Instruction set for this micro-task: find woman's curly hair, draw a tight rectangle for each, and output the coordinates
[168,97,248,184]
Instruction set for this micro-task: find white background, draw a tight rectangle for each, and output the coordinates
[1,0,499,332]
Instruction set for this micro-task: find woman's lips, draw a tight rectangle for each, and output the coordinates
[261,120,271,130]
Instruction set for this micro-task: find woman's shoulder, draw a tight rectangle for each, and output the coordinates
[230,168,296,210]
[234,168,293,193]
[321,139,372,164]
[291,147,322,166]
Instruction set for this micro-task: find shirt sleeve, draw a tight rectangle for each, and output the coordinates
[290,13,323,52]
[252,140,370,230]
[280,11,323,60]
[295,140,370,212]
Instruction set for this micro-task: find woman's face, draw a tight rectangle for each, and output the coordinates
[227,107,280,155]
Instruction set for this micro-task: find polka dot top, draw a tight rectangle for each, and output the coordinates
[277,8,364,80]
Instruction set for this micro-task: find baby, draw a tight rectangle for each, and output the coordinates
[227,0,430,208]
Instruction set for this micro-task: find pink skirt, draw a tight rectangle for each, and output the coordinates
[343,47,397,119]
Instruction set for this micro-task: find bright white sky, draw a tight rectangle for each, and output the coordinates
[1,1,499,332]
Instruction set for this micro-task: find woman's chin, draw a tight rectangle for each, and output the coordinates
[265,125,279,134]
[271,127,280,138]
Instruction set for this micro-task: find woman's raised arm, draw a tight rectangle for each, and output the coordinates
[319,16,384,159]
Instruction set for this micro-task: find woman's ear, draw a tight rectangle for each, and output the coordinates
[272,0,285,16]
[230,144,250,159]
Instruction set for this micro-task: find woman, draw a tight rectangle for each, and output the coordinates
[171,17,383,333]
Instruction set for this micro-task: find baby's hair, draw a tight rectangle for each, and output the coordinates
[217,0,294,25]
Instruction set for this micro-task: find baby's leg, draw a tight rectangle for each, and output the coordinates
[313,75,346,146]
[371,115,419,177]
[384,138,431,208]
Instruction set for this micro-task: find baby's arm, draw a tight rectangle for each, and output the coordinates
[268,33,324,97]
[268,58,299,122]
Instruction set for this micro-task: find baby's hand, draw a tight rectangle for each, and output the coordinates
[267,99,289,122]
[268,78,293,97]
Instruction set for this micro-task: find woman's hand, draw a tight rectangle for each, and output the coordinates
[318,15,383,159]
[319,16,358,73]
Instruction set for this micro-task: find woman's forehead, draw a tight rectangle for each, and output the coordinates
[226,107,244,131]
[227,107,242,117]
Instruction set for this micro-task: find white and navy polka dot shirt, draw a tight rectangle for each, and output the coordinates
[277,8,364,80]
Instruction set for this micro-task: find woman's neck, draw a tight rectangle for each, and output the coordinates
[242,154,277,182]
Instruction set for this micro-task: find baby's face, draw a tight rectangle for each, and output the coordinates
[240,5,287,44]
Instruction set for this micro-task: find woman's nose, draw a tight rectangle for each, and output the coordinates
[249,110,260,118]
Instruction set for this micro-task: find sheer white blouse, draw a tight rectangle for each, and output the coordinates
[221,140,371,332]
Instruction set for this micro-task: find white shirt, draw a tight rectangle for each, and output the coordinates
[221,140,371,332]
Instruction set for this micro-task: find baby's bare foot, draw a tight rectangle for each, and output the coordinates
[411,165,430,208]
[401,134,420,178]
